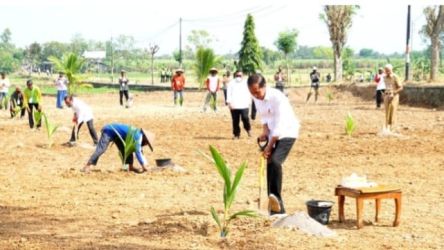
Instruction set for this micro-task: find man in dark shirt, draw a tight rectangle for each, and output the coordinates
[9,86,25,118]
[306,66,321,103]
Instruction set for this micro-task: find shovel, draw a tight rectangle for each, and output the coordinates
[257,137,268,211]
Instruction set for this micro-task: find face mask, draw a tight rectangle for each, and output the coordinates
[235,77,242,82]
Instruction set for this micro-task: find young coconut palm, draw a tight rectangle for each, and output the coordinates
[194,47,219,89]
[41,113,59,148]
[110,125,138,170]
[209,145,256,237]
[49,53,91,95]
[345,112,357,136]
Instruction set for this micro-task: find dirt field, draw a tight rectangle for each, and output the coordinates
[0,87,443,249]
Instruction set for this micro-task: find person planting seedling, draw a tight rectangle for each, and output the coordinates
[9,86,25,118]
[23,79,43,129]
[64,95,98,146]
[248,73,300,216]
[82,123,154,174]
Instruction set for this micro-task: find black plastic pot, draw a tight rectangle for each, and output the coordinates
[306,200,334,225]
[155,158,172,167]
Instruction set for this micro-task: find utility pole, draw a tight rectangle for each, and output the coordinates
[405,5,412,82]
[149,44,160,85]
[179,17,183,67]
[111,36,114,83]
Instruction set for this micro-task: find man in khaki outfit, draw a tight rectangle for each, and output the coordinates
[383,64,403,132]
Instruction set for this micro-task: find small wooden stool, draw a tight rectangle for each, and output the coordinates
[335,185,402,229]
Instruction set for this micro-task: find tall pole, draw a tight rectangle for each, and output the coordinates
[111,36,114,83]
[405,5,411,81]
[179,17,183,67]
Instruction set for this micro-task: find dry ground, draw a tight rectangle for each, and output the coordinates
[0,87,443,249]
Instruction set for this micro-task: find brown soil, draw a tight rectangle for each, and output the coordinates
[0,88,443,249]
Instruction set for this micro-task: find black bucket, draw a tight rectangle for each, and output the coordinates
[306,200,334,225]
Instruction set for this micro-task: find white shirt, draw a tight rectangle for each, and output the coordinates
[72,98,94,123]
[253,87,300,139]
[376,73,386,90]
[0,78,10,93]
[207,76,219,92]
[226,78,251,109]
[55,77,68,91]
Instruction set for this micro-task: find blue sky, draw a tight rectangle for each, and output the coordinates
[0,0,435,55]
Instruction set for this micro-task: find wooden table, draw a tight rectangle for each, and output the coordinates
[335,185,402,229]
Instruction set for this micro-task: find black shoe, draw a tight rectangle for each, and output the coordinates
[232,136,240,140]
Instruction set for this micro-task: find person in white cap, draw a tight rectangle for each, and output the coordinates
[306,66,321,103]
[203,68,220,112]
[82,123,154,174]
[383,64,403,132]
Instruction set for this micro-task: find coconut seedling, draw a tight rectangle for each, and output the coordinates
[111,125,138,171]
[209,145,256,238]
[326,91,334,104]
[10,99,24,119]
[41,113,59,148]
[345,112,357,136]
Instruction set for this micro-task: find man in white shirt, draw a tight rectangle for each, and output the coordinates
[0,72,11,110]
[54,72,68,109]
[203,68,220,112]
[248,73,300,215]
[226,70,252,139]
[64,96,98,146]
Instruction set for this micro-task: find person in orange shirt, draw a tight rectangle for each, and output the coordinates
[171,69,185,106]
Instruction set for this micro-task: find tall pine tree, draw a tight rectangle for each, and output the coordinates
[238,14,263,75]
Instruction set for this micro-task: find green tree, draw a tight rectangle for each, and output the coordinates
[320,5,359,81]
[49,53,86,95]
[359,48,378,58]
[342,47,355,80]
[187,30,213,50]
[275,29,298,84]
[421,6,444,81]
[70,33,88,56]
[0,28,12,46]
[41,41,69,62]
[238,14,263,74]
[194,47,218,88]
[313,46,334,59]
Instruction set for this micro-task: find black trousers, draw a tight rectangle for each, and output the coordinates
[267,138,296,213]
[27,103,41,128]
[250,100,256,120]
[119,90,129,105]
[376,89,385,108]
[275,84,284,92]
[70,120,99,144]
[223,89,227,105]
[230,109,251,137]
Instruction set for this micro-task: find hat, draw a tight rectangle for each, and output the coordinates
[121,69,126,73]
[384,64,393,70]
[312,66,317,70]
[176,68,184,73]
[209,67,218,73]
[141,129,155,152]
